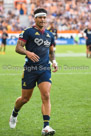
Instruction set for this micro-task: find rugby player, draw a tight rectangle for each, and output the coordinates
[82,23,91,58]
[9,8,58,136]
[47,22,58,52]
[0,28,8,54]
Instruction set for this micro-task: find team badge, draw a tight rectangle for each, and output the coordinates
[49,78,52,81]
[23,82,26,87]
[35,32,40,35]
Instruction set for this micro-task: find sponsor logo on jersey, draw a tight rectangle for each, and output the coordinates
[34,38,43,46]
[35,32,40,35]
[46,33,50,38]
[44,40,50,46]
[34,38,50,47]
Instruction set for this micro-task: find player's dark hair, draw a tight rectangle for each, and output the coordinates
[34,8,47,15]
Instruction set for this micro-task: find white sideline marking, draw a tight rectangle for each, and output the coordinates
[0,72,91,76]
[56,53,86,57]
[0,73,21,76]
[52,72,91,75]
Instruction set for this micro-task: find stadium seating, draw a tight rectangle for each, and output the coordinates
[0,0,90,31]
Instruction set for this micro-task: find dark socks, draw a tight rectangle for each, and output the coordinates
[12,107,20,117]
[43,115,50,128]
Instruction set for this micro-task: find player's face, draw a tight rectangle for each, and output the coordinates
[50,23,54,28]
[3,29,6,33]
[35,16,46,28]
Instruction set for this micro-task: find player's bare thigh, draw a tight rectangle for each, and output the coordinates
[87,45,91,50]
[38,82,51,98]
[89,45,91,48]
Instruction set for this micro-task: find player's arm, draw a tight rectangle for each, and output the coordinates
[6,33,8,38]
[49,45,55,62]
[49,45,58,72]
[81,29,88,40]
[15,39,27,55]
[56,29,58,39]
[15,39,39,62]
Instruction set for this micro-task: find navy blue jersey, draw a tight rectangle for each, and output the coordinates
[19,26,55,67]
[2,32,8,40]
[84,29,91,43]
[47,27,57,40]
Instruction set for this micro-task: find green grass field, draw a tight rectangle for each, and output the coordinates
[0,45,91,136]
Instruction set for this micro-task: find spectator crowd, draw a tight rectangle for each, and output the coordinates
[0,0,91,31]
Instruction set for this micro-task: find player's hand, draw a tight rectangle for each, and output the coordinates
[26,51,40,62]
[84,36,88,40]
[52,60,58,72]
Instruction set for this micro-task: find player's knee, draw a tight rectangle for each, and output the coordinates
[42,92,50,101]
[22,97,30,104]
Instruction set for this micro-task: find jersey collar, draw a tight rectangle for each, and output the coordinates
[33,25,45,34]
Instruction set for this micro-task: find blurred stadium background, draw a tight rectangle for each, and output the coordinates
[0,0,91,136]
[0,0,91,45]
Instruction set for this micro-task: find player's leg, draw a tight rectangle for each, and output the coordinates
[39,82,51,116]
[9,69,37,128]
[2,44,6,54]
[86,45,89,58]
[9,88,34,128]
[15,88,34,110]
[38,82,55,135]
[0,45,2,52]
[0,43,4,52]
[75,41,77,45]
[89,45,91,57]
[2,40,6,54]
[3,44,6,53]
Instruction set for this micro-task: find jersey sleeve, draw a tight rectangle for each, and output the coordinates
[18,30,29,43]
[50,34,55,46]
[84,29,87,33]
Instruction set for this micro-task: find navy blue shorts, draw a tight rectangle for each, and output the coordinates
[22,69,52,89]
[86,41,91,46]
[2,39,6,45]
